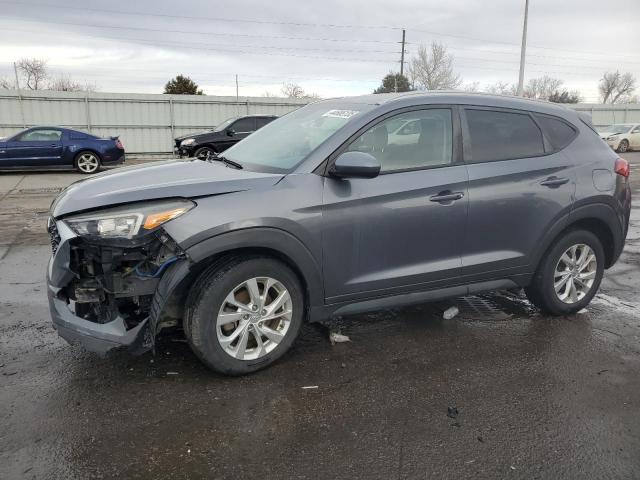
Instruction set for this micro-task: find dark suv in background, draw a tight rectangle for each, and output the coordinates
[47,92,631,375]
[174,114,277,158]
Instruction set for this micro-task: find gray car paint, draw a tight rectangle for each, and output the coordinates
[47,91,631,353]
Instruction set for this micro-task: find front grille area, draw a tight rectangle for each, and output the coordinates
[47,217,61,254]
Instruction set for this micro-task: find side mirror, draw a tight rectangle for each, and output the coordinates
[226,128,235,137]
[330,151,381,179]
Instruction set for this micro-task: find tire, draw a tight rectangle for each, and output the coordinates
[193,146,215,160]
[74,151,101,174]
[525,229,604,315]
[185,256,304,375]
[616,139,629,153]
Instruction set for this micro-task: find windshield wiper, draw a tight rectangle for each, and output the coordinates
[201,152,243,169]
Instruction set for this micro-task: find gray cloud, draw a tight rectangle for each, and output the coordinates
[0,0,638,100]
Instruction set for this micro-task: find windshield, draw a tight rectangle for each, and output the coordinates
[606,124,632,134]
[214,118,236,132]
[223,102,373,173]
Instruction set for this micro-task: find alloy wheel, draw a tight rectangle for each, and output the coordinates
[216,277,293,360]
[77,153,99,173]
[553,244,597,304]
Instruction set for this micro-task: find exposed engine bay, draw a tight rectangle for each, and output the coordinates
[62,229,184,329]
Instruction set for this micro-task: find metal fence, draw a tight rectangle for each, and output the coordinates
[1,89,639,154]
[0,90,309,154]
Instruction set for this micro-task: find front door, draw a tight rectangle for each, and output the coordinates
[322,107,468,303]
[4,128,64,167]
[629,125,640,149]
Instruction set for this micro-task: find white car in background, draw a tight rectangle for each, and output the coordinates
[599,123,640,153]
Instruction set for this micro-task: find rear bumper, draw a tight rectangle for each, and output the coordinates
[103,152,125,165]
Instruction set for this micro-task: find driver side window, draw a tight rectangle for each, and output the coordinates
[346,109,453,172]
[18,129,62,142]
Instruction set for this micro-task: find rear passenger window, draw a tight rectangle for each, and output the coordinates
[256,117,274,128]
[535,114,577,150]
[465,109,544,163]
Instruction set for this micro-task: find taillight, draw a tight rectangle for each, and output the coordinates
[115,138,124,150]
[614,157,629,177]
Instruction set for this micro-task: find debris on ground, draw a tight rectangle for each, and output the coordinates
[329,330,351,345]
[447,406,459,419]
[597,369,609,375]
[301,385,318,390]
[578,308,589,314]
[477,436,484,443]
[443,306,460,320]
[166,372,179,375]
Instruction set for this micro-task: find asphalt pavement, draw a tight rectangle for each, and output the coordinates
[1,153,640,479]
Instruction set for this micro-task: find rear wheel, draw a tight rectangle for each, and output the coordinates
[193,146,215,160]
[185,257,304,375]
[525,229,604,315]
[74,151,101,174]
[617,139,629,153]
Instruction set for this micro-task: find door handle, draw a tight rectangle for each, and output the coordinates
[540,176,569,187]
[430,191,464,203]
[50,144,59,147]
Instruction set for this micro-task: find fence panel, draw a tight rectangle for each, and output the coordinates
[1,90,638,154]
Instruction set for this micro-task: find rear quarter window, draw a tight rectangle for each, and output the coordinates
[464,109,545,163]
[534,114,577,151]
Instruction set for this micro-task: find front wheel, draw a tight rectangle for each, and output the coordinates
[193,146,215,160]
[525,229,604,315]
[74,151,101,174]
[617,139,629,153]
[185,257,304,375]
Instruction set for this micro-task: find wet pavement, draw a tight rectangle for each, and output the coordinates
[1,154,640,479]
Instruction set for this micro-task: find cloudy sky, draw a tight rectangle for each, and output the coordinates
[0,0,638,101]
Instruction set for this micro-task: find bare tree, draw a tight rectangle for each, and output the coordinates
[0,77,15,89]
[408,42,462,90]
[599,71,636,104]
[281,82,320,100]
[523,75,564,100]
[462,81,480,93]
[484,81,517,96]
[48,75,97,92]
[16,58,48,90]
[281,82,306,98]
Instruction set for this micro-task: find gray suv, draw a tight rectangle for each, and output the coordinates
[47,92,631,375]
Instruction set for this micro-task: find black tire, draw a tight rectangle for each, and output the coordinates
[193,146,215,159]
[525,229,604,315]
[74,151,102,174]
[185,256,304,375]
[616,139,629,153]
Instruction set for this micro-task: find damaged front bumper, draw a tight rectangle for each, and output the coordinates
[46,217,184,355]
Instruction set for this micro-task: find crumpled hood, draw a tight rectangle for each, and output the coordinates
[51,159,283,217]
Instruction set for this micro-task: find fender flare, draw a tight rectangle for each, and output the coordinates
[531,202,623,271]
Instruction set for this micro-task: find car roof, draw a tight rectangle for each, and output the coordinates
[318,91,580,119]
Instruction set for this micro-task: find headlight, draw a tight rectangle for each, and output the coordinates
[64,199,195,239]
[180,138,195,146]
[606,135,618,141]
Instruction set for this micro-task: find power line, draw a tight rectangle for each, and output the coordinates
[0,0,399,30]
[2,0,637,60]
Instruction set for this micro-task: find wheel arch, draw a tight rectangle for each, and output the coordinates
[151,228,323,333]
[532,203,623,272]
[74,148,103,162]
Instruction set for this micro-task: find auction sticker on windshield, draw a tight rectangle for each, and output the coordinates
[322,110,360,119]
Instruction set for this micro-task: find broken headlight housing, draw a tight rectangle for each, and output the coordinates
[64,199,195,240]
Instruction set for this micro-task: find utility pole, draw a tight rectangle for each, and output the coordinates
[400,29,406,77]
[235,74,239,116]
[13,62,26,128]
[517,0,529,96]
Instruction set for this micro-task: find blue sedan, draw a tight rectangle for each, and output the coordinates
[0,126,125,174]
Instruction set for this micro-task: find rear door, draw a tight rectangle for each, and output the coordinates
[4,128,64,167]
[460,107,576,278]
[322,107,468,302]
[629,125,640,149]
